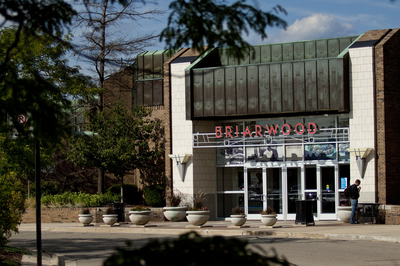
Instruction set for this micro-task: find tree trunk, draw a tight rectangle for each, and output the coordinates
[120,175,124,204]
[97,1,107,195]
[97,170,104,194]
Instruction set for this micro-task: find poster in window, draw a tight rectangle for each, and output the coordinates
[286,145,303,161]
[216,147,244,165]
[246,144,283,162]
[341,177,347,189]
[304,143,336,160]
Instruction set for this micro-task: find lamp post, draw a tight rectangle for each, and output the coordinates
[34,138,42,266]
[8,113,42,265]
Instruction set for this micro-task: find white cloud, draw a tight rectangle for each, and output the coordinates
[272,14,357,43]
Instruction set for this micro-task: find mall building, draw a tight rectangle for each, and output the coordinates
[104,28,400,223]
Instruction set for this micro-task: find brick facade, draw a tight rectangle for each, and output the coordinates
[100,34,400,222]
[373,29,400,205]
[102,48,201,198]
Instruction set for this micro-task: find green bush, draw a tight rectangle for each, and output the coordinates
[40,192,120,207]
[144,184,165,207]
[104,232,290,266]
[29,180,60,196]
[107,184,142,205]
[0,173,25,246]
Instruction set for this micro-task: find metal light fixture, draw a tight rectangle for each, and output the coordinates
[347,148,373,178]
[168,154,192,181]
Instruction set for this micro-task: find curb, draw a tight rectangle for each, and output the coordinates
[58,255,77,266]
[18,223,400,243]
[21,250,59,266]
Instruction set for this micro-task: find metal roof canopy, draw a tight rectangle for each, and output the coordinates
[185,35,361,120]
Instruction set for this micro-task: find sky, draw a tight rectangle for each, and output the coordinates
[124,0,400,49]
[69,0,400,75]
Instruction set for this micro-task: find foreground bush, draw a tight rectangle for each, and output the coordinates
[0,173,25,246]
[103,232,290,266]
[41,192,120,207]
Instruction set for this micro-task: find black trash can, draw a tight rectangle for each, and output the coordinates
[295,200,315,226]
[108,202,125,222]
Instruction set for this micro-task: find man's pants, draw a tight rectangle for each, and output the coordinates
[350,199,358,223]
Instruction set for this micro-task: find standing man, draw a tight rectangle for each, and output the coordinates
[350,179,361,224]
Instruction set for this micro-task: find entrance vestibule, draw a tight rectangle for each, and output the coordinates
[210,115,350,221]
[216,163,350,221]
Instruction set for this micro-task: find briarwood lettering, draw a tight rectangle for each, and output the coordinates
[215,123,317,138]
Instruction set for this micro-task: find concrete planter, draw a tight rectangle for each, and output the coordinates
[163,207,187,222]
[129,211,152,225]
[230,215,247,226]
[337,206,361,223]
[261,214,277,226]
[78,214,93,225]
[103,214,118,225]
[186,211,210,226]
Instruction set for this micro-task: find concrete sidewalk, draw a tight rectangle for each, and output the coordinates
[18,220,400,265]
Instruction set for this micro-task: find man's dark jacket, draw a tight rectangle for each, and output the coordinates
[349,184,359,199]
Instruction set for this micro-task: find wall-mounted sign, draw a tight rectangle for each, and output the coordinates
[215,123,317,138]
[341,177,348,189]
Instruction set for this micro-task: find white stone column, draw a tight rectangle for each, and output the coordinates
[170,62,216,218]
[348,46,376,202]
[170,62,194,200]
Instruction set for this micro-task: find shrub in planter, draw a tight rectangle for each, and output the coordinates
[230,206,246,226]
[104,232,290,266]
[144,184,165,207]
[107,184,142,205]
[260,207,277,226]
[78,208,94,225]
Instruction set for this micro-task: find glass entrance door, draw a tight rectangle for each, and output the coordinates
[266,168,282,218]
[247,169,264,216]
[286,167,302,220]
[245,167,283,219]
[320,166,336,219]
[304,165,337,220]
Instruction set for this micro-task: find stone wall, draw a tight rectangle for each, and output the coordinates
[21,207,165,224]
[381,205,400,225]
[20,205,400,224]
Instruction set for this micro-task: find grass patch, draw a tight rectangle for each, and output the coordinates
[0,246,31,265]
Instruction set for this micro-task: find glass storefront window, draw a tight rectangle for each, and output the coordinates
[216,167,244,191]
[305,116,336,130]
[245,119,284,137]
[305,165,317,189]
[215,115,348,165]
[338,143,350,161]
[217,194,245,217]
[219,121,245,134]
[338,116,349,127]
[338,164,350,206]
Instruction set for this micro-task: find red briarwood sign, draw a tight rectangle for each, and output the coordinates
[215,123,317,138]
